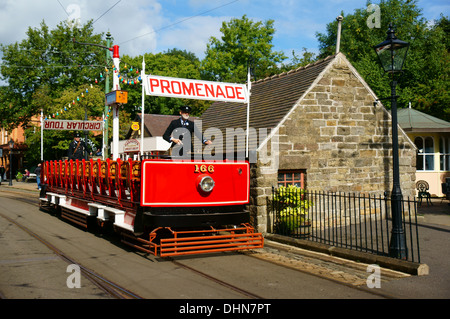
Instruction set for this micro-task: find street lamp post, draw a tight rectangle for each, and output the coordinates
[374,24,409,259]
[8,139,14,186]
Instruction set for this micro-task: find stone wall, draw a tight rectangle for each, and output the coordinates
[251,54,416,234]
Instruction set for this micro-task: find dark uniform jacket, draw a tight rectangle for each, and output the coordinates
[163,118,207,146]
[67,139,88,160]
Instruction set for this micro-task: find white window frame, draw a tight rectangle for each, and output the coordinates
[440,136,450,172]
[415,136,435,171]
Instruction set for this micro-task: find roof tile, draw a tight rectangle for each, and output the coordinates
[201,55,336,149]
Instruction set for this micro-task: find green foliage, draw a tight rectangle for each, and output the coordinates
[406,15,450,121]
[121,49,211,117]
[273,185,312,231]
[0,20,106,130]
[316,0,449,121]
[24,127,69,165]
[23,83,113,163]
[201,15,287,83]
[279,48,317,73]
[0,20,133,163]
[15,171,23,181]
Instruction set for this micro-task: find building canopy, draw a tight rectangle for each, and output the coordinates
[398,108,450,133]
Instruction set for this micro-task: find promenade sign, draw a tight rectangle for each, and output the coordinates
[43,119,103,131]
[144,74,249,103]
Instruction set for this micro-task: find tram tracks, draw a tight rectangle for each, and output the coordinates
[0,191,263,299]
[168,258,265,299]
[0,209,143,299]
[0,189,405,299]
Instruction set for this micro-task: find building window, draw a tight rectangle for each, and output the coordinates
[277,170,306,188]
[440,137,450,171]
[415,136,435,171]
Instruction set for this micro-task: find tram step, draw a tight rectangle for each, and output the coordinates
[121,224,264,257]
[60,204,91,228]
[88,203,107,221]
[159,232,264,257]
[46,192,67,205]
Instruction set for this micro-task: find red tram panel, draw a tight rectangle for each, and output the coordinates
[141,160,249,207]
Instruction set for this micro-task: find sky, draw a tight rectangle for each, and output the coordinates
[0,0,449,62]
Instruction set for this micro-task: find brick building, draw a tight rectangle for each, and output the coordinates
[201,53,416,233]
[0,116,38,180]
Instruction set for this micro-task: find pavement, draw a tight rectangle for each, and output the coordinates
[1,180,449,298]
[416,197,450,226]
[0,180,42,192]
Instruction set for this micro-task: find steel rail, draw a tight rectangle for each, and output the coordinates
[168,258,265,299]
[2,191,265,299]
[0,208,142,299]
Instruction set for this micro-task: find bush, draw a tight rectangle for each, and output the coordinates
[15,171,23,182]
[273,185,312,232]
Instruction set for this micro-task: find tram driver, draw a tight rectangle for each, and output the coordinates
[163,105,212,157]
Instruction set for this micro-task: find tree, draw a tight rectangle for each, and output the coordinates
[279,48,317,73]
[407,15,449,120]
[0,20,106,130]
[316,0,449,121]
[23,83,120,163]
[0,20,115,163]
[120,49,210,117]
[201,15,287,83]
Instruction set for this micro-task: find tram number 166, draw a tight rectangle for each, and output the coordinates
[194,164,214,173]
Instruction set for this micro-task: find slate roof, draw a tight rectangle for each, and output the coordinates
[397,108,450,132]
[200,55,336,149]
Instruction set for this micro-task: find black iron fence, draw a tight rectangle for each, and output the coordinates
[270,186,421,263]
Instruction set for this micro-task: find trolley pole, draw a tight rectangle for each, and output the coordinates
[141,56,145,158]
[111,44,121,160]
[104,32,111,159]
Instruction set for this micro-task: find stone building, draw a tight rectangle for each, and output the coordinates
[201,53,417,233]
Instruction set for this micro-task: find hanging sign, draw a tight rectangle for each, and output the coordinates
[43,120,103,131]
[131,122,140,131]
[106,90,128,105]
[123,139,140,153]
[144,75,248,103]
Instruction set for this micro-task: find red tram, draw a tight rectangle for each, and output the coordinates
[39,157,264,257]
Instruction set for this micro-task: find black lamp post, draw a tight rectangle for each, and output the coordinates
[8,139,14,186]
[374,24,409,259]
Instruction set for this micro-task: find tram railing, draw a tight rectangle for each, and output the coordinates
[42,158,141,207]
